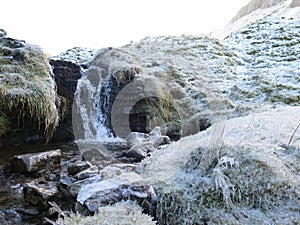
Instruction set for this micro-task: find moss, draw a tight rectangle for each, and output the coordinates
[0,39,59,142]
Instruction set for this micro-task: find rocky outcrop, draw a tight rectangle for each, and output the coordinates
[213,0,300,39]
[49,47,99,142]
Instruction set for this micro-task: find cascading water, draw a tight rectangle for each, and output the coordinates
[72,65,114,142]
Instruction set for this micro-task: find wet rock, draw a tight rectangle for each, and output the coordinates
[49,47,101,143]
[77,172,157,215]
[60,177,76,187]
[67,160,91,176]
[23,180,59,211]
[81,147,118,167]
[75,165,99,180]
[149,127,171,147]
[0,212,7,225]
[126,132,150,148]
[118,145,149,162]
[0,209,22,224]
[10,149,61,173]
[68,175,102,197]
[99,163,136,179]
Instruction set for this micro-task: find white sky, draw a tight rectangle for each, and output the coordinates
[0,0,251,55]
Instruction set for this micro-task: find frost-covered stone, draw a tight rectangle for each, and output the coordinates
[10,149,61,173]
[126,132,150,148]
[99,163,137,179]
[77,172,157,215]
[149,127,170,147]
[68,175,102,197]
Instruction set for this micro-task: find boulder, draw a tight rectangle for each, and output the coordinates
[99,163,137,180]
[23,180,59,211]
[10,149,61,173]
[77,172,157,215]
[149,127,171,147]
[126,132,150,148]
[75,165,99,180]
[0,209,21,225]
[67,160,91,176]
[68,175,102,197]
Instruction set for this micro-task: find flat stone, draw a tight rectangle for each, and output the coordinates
[68,175,102,197]
[10,149,61,173]
[77,172,157,214]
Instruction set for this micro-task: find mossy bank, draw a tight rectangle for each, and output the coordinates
[0,29,59,146]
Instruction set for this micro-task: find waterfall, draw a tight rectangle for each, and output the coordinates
[72,65,115,142]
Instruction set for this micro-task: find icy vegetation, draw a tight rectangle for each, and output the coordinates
[138,106,300,224]
[59,201,156,225]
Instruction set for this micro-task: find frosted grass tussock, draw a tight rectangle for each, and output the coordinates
[53,201,156,225]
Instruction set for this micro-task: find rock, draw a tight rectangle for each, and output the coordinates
[49,59,84,143]
[68,175,102,197]
[149,127,171,147]
[60,177,76,187]
[101,163,136,177]
[23,180,59,211]
[99,163,137,179]
[0,29,7,37]
[10,149,61,173]
[0,209,21,224]
[126,132,150,148]
[75,165,99,180]
[81,145,121,167]
[77,172,157,215]
[67,160,91,176]
[118,145,148,162]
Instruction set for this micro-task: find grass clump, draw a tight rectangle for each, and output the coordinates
[57,201,156,225]
[0,37,59,142]
[156,144,300,224]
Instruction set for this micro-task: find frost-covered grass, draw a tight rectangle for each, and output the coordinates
[0,38,59,142]
[137,106,300,225]
[58,201,156,225]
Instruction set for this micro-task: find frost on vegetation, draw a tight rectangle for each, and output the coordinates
[156,144,300,225]
[57,201,156,225]
[225,16,300,105]
[0,37,59,141]
[51,47,100,65]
